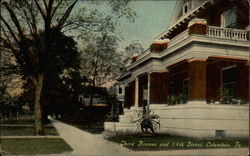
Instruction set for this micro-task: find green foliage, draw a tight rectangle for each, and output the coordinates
[220,88,247,104]
[80,33,124,87]
[220,88,234,104]
[167,94,187,105]
[105,98,121,122]
[109,0,136,21]
[0,89,30,120]
[133,106,160,134]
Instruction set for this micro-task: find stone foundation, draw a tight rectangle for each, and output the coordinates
[104,102,249,138]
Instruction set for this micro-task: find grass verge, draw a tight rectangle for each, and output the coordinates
[1,126,58,136]
[60,119,104,134]
[1,119,58,136]
[107,133,248,151]
[75,125,104,134]
[1,138,72,155]
[1,119,34,125]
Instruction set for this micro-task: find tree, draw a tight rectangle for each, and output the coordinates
[20,30,81,123]
[80,32,124,105]
[0,0,135,135]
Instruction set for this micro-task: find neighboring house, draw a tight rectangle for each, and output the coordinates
[123,41,144,68]
[105,0,249,138]
[116,84,125,108]
[78,94,107,107]
[76,87,111,123]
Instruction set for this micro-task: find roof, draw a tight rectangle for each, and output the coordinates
[156,0,213,39]
[169,0,185,27]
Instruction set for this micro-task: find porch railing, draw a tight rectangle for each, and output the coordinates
[206,26,248,41]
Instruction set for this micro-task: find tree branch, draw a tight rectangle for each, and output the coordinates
[0,15,19,44]
[34,0,46,20]
[50,0,63,19]
[26,0,38,35]
[18,3,40,48]
[3,3,26,40]
[57,0,78,29]
[47,0,54,17]
[42,0,49,12]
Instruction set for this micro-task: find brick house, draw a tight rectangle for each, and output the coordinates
[105,0,249,138]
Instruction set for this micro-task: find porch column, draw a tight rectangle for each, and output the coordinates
[188,59,207,101]
[124,81,135,109]
[147,74,150,105]
[124,85,130,108]
[134,77,139,107]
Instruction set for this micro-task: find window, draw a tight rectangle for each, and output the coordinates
[183,4,188,14]
[222,66,237,97]
[221,7,237,28]
[79,97,83,104]
[183,3,188,15]
[169,80,177,96]
[183,1,191,15]
[118,86,123,94]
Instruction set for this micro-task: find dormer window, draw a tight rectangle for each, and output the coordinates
[221,7,237,28]
[183,2,188,15]
[183,1,192,15]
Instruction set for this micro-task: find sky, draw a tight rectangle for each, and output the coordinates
[116,1,176,50]
[77,0,176,51]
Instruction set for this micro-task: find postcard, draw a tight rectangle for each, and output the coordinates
[0,0,249,156]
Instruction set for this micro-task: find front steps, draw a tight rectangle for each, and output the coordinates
[119,106,143,123]
[104,106,143,135]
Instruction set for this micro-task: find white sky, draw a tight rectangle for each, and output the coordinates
[117,1,176,50]
[76,0,176,51]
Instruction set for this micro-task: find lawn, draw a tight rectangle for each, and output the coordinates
[61,120,104,134]
[1,119,58,136]
[1,119,72,155]
[107,133,249,151]
[1,138,73,155]
[1,126,58,136]
[1,119,35,125]
[76,125,104,134]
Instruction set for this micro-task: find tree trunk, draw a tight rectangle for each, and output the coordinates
[89,79,95,106]
[33,74,45,135]
[89,66,98,106]
[89,92,94,106]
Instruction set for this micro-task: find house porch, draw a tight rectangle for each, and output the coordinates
[105,57,249,138]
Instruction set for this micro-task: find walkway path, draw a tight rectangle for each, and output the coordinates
[50,117,143,156]
[49,118,248,156]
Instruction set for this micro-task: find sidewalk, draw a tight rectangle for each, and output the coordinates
[50,117,143,156]
[49,118,248,156]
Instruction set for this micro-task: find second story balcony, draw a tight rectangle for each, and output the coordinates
[206,26,248,41]
[127,19,249,71]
